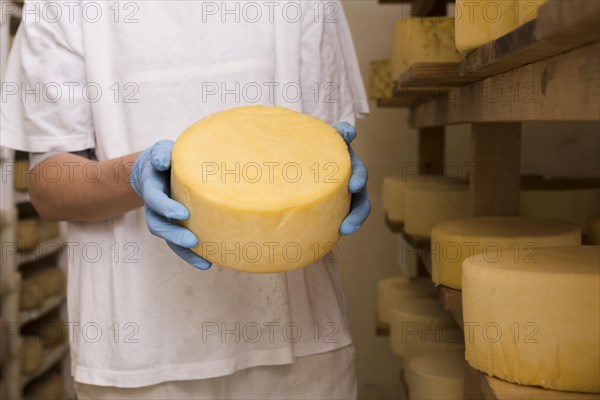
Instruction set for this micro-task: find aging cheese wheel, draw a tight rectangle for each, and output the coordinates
[37,220,60,241]
[463,246,600,392]
[377,277,437,325]
[20,278,45,310]
[17,218,39,251]
[29,267,65,297]
[405,326,465,373]
[403,183,470,239]
[392,17,461,79]
[389,299,455,357]
[407,350,466,400]
[455,0,547,53]
[432,217,581,289]
[368,59,393,99]
[171,106,351,273]
[14,159,29,191]
[21,336,43,374]
[588,214,600,245]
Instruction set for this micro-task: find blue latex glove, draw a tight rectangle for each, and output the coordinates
[131,140,212,270]
[334,122,371,235]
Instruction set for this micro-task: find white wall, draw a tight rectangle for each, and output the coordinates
[338,1,600,399]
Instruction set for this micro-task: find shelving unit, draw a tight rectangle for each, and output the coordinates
[0,2,72,398]
[378,0,600,399]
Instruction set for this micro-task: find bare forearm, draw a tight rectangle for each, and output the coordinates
[28,152,143,222]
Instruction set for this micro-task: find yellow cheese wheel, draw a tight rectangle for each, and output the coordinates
[29,267,65,297]
[377,277,437,325]
[455,0,548,53]
[463,246,600,392]
[588,213,600,245]
[17,218,39,251]
[407,350,466,400]
[20,278,45,311]
[403,183,470,239]
[37,220,60,241]
[14,159,29,191]
[432,217,581,289]
[392,17,461,79]
[405,326,465,374]
[368,59,393,99]
[21,336,43,374]
[171,106,351,273]
[389,299,455,357]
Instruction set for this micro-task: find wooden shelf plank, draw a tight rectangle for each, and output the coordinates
[396,62,481,89]
[461,0,600,78]
[478,371,600,400]
[411,0,447,16]
[377,91,442,108]
[410,41,600,127]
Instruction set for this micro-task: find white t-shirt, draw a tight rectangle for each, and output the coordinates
[1,0,369,388]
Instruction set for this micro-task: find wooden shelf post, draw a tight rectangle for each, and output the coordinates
[470,123,522,217]
[418,127,445,175]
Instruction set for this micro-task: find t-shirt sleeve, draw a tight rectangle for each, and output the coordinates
[0,2,95,153]
[300,0,370,126]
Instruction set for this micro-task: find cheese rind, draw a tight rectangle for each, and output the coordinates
[392,17,461,79]
[407,350,466,400]
[455,0,548,53]
[377,277,437,325]
[17,218,38,251]
[404,184,470,239]
[463,246,600,392]
[368,59,393,99]
[389,299,455,357]
[21,336,43,374]
[171,106,351,273]
[432,217,581,289]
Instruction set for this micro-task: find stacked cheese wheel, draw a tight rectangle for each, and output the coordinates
[377,277,437,325]
[405,326,464,371]
[463,246,600,392]
[21,336,43,374]
[368,59,393,99]
[407,350,466,400]
[390,299,454,357]
[431,217,581,289]
[171,106,351,273]
[455,0,548,52]
[391,17,461,79]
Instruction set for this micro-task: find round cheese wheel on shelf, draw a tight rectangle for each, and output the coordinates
[403,184,470,239]
[431,217,581,290]
[392,17,461,79]
[390,299,455,357]
[17,218,39,251]
[37,220,60,241]
[171,106,351,273]
[407,350,466,400]
[20,278,45,310]
[463,246,600,392]
[377,277,437,325]
[14,159,29,191]
[405,326,465,376]
[588,213,600,245]
[24,372,64,400]
[29,267,65,297]
[21,336,43,374]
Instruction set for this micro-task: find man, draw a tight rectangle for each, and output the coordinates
[1,1,370,398]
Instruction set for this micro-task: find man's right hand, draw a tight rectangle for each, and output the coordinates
[131,140,212,270]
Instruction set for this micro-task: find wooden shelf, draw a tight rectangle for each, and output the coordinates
[461,0,600,78]
[438,286,463,328]
[396,62,480,90]
[375,315,390,337]
[410,41,599,128]
[19,292,66,325]
[478,371,600,400]
[21,342,68,389]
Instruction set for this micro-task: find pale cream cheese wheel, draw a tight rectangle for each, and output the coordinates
[403,183,470,239]
[455,0,547,53]
[407,350,466,400]
[21,336,43,374]
[377,277,437,325]
[390,299,455,357]
[431,217,581,289]
[405,326,465,374]
[171,106,351,273]
[392,17,461,79]
[463,246,600,392]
